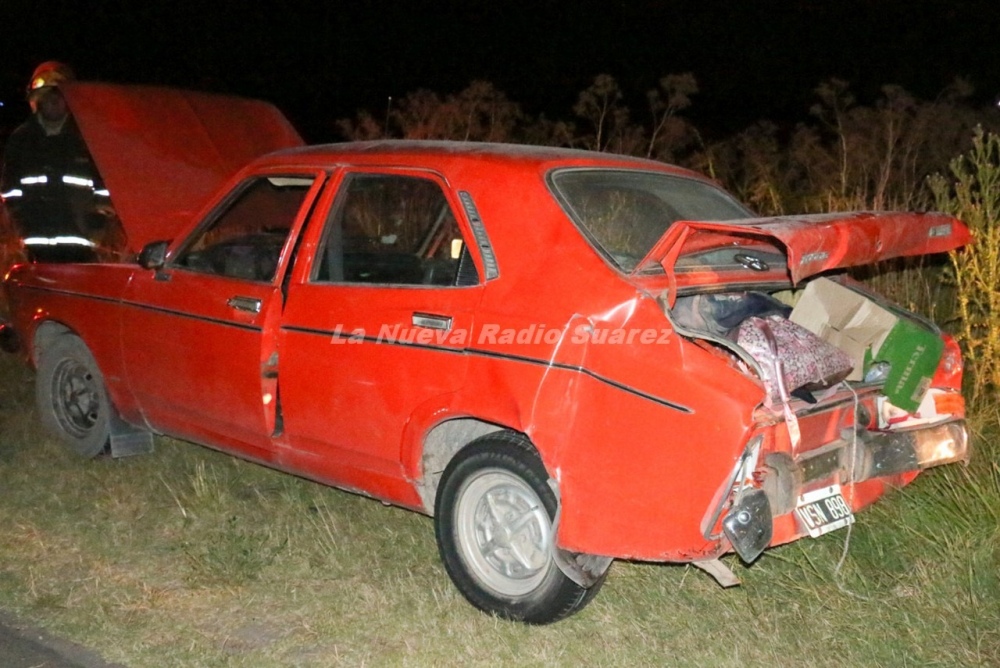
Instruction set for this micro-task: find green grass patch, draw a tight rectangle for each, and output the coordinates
[1,351,998,666]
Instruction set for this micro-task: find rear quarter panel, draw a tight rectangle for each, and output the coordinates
[416,160,766,560]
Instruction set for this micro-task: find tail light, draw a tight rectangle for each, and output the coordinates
[930,333,963,391]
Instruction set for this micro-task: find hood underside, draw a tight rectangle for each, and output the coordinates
[639,211,971,285]
[63,82,304,252]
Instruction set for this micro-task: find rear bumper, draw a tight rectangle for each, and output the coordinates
[717,418,969,563]
[766,419,969,511]
[854,420,969,480]
[761,418,968,552]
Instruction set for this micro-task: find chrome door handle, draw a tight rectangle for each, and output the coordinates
[227,296,262,313]
[412,312,452,331]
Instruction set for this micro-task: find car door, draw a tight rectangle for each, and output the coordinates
[278,169,485,497]
[120,170,325,458]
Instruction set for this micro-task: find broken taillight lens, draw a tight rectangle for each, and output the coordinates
[930,333,963,391]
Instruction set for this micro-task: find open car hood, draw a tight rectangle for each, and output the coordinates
[637,211,971,285]
[63,82,304,252]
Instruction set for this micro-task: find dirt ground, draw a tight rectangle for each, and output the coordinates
[0,609,124,668]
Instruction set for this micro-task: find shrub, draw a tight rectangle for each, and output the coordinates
[930,128,1000,401]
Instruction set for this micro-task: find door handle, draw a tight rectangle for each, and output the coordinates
[412,312,452,331]
[227,296,262,314]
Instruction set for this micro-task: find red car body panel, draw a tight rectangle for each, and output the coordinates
[62,82,304,252]
[641,212,971,284]
[3,85,972,570]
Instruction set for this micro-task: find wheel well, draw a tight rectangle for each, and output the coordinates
[417,418,512,515]
[32,321,73,366]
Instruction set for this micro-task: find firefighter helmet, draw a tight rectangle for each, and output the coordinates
[26,61,76,100]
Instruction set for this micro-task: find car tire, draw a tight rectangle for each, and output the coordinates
[35,334,111,458]
[434,431,604,624]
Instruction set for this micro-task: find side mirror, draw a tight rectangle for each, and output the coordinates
[138,240,169,269]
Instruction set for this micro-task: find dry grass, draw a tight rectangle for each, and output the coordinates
[1,350,998,666]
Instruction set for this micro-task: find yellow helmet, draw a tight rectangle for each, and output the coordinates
[26,61,76,100]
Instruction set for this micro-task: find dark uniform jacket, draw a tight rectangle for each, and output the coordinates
[0,114,102,239]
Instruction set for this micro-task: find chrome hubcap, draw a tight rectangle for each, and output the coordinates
[455,469,552,596]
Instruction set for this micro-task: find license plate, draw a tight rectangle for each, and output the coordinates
[794,485,855,538]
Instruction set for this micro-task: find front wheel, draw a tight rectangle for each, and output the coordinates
[35,334,111,458]
[434,432,604,624]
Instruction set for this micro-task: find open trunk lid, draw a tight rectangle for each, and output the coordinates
[661,212,971,416]
[62,82,304,252]
[637,211,971,286]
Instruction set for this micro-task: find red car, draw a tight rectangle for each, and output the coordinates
[2,84,971,623]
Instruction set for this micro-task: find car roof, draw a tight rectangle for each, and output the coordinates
[256,139,704,176]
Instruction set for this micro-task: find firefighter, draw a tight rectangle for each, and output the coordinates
[0,62,109,262]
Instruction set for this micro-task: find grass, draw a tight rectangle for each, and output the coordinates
[1,351,999,666]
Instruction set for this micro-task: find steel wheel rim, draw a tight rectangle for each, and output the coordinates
[454,468,552,596]
[51,358,102,438]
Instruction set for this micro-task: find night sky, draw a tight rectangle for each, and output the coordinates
[3,0,1000,143]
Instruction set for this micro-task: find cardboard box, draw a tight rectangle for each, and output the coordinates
[789,278,943,412]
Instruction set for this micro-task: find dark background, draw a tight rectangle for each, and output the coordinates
[3,0,999,142]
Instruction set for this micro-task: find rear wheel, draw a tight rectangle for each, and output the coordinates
[434,432,604,623]
[35,334,111,458]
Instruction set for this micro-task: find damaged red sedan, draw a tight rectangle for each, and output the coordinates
[2,83,971,624]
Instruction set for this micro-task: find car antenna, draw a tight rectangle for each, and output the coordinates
[384,96,392,138]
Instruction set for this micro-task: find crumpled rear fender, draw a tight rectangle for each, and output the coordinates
[476,293,764,561]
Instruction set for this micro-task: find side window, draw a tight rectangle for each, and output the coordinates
[174,176,315,282]
[314,173,478,286]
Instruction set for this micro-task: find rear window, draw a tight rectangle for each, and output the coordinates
[549,169,751,272]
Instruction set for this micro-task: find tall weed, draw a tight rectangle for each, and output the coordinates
[930,128,1000,401]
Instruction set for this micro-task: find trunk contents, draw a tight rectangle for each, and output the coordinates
[672,277,942,415]
[731,315,854,403]
[674,275,968,560]
[789,278,944,412]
